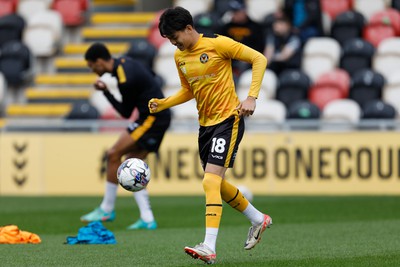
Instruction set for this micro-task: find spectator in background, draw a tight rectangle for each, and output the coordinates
[284,0,323,43]
[264,15,302,76]
[218,0,265,79]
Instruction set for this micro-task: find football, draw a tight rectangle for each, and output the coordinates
[117,158,151,192]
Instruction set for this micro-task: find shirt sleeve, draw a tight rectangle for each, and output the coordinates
[103,90,132,118]
[149,87,194,113]
[216,36,268,98]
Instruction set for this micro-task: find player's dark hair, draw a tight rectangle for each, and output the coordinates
[84,42,112,61]
[158,6,193,38]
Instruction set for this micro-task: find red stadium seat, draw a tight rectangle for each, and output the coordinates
[363,25,396,47]
[316,69,350,97]
[52,0,85,26]
[308,69,350,109]
[0,0,17,17]
[321,0,352,19]
[309,85,344,110]
[363,9,400,47]
[370,8,400,35]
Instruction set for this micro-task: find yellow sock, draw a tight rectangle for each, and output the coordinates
[202,173,223,229]
[221,179,249,212]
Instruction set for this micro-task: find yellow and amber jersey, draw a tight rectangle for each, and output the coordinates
[174,34,267,126]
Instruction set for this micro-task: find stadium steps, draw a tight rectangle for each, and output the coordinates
[90,12,156,25]
[25,88,92,103]
[81,27,149,42]
[63,42,130,55]
[54,57,89,72]
[35,73,97,86]
[6,1,154,121]
[6,103,72,117]
[91,0,137,12]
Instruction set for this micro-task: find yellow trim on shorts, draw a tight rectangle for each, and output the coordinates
[130,116,156,141]
[225,116,240,167]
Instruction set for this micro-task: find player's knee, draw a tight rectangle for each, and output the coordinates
[202,174,222,192]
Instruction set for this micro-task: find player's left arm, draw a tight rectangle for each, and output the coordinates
[236,45,267,116]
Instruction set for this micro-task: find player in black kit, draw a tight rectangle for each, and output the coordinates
[81,43,171,230]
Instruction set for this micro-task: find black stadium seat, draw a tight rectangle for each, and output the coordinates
[276,69,311,107]
[349,69,385,107]
[0,40,32,87]
[340,38,375,76]
[125,39,157,70]
[362,100,396,119]
[287,100,321,119]
[0,13,25,47]
[330,10,366,46]
[193,12,221,37]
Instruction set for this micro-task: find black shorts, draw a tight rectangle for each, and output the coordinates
[127,115,171,152]
[198,115,244,169]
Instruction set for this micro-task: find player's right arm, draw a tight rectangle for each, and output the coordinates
[149,87,194,113]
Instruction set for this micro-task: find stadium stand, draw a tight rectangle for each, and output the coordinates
[1,0,400,126]
[173,0,213,17]
[22,10,63,57]
[322,99,361,124]
[212,0,231,16]
[153,41,179,91]
[62,42,130,55]
[394,0,400,10]
[330,10,366,46]
[349,69,386,107]
[0,13,25,47]
[147,10,167,49]
[372,37,400,80]
[382,69,400,115]
[237,69,277,100]
[0,40,32,87]
[0,72,6,113]
[90,0,135,12]
[362,99,397,119]
[193,12,221,37]
[25,88,91,103]
[52,0,87,27]
[65,100,100,120]
[0,0,17,17]
[287,100,321,120]
[248,99,287,124]
[340,38,375,76]
[35,73,96,86]
[321,0,352,20]
[276,69,311,108]
[308,69,350,109]
[353,0,387,21]
[363,8,399,47]
[125,39,157,70]
[301,37,341,81]
[246,0,280,23]
[17,0,51,22]
[6,103,72,118]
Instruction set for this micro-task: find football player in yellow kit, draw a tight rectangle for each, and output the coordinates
[149,6,272,264]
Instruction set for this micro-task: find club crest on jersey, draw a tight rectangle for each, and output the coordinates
[200,53,209,63]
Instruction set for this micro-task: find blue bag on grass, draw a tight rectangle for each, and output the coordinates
[66,221,116,245]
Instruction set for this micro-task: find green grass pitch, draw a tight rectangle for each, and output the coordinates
[1,195,400,266]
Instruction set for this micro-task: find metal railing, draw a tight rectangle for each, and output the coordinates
[1,118,400,132]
